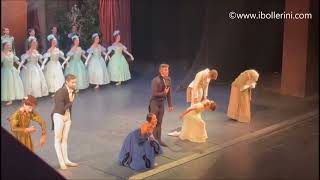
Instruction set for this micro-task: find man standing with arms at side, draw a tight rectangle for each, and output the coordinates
[149,64,174,147]
[51,74,79,170]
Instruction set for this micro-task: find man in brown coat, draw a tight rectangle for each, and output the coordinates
[51,74,78,170]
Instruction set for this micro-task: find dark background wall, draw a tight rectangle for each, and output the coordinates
[131,0,285,81]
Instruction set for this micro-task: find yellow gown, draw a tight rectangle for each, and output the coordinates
[227,70,252,123]
[8,109,46,152]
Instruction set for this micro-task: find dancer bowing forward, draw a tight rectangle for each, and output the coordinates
[186,68,218,105]
[227,69,259,123]
[118,113,162,171]
[169,100,216,143]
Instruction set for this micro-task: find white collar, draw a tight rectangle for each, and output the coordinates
[66,85,73,94]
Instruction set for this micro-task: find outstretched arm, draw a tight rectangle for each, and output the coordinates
[123,49,134,60]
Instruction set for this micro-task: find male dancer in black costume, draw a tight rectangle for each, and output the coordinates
[149,64,174,147]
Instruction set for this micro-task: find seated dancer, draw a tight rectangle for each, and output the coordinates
[227,69,259,123]
[8,95,47,152]
[187,68,218,105]
[118,113,163,171]
[168,100,216,143]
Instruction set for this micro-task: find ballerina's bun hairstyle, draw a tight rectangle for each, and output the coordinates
[1,40,10,49]
[27,36,37,49]
[23,95,37,107]
[47,34,57,45]
[72,35,79,41]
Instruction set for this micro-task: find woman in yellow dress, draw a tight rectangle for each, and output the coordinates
[177,100,216,143]
[8,95,47,152]
[227,69,259,123]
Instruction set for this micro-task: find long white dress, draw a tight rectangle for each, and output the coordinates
[86,45,110,85]
[20,51,49,98]
[179,103,208,143]
[107,45,131,82]
[1,52,25,101]
[43,49,65,93]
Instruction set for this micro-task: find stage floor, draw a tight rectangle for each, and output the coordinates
[1,67,318,179]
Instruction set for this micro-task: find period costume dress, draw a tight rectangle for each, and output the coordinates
[227,70,259,123]
[86,45,110,85]
[64,47,89,89]
[186,68,211,105]
[1,52,25,101]
[107,44,131,82]
[118,129,163,171]
[1,35,15,53]
[8,109,46,152]
[20,51,49,98]
[43,49,65,93]
[179,102,208,143]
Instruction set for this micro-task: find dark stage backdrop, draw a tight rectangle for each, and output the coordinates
[131,0,284,84]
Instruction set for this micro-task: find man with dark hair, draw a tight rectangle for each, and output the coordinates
[51,74,78,170]
[67,25,80,50]
[148,64,173,147]
[1,27,15,54]
[48,26,62,49]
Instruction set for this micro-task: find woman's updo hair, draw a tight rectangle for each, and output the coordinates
[209,101,217,111]
[1,40,10,50]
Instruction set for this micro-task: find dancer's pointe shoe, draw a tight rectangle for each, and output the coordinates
[65,162,79,167]
[115,82,121,86]
[60,164,67,170]
[5,101,12,106]
[94,85,99,89]
[51,94,55,97]
[168,131,180,136]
